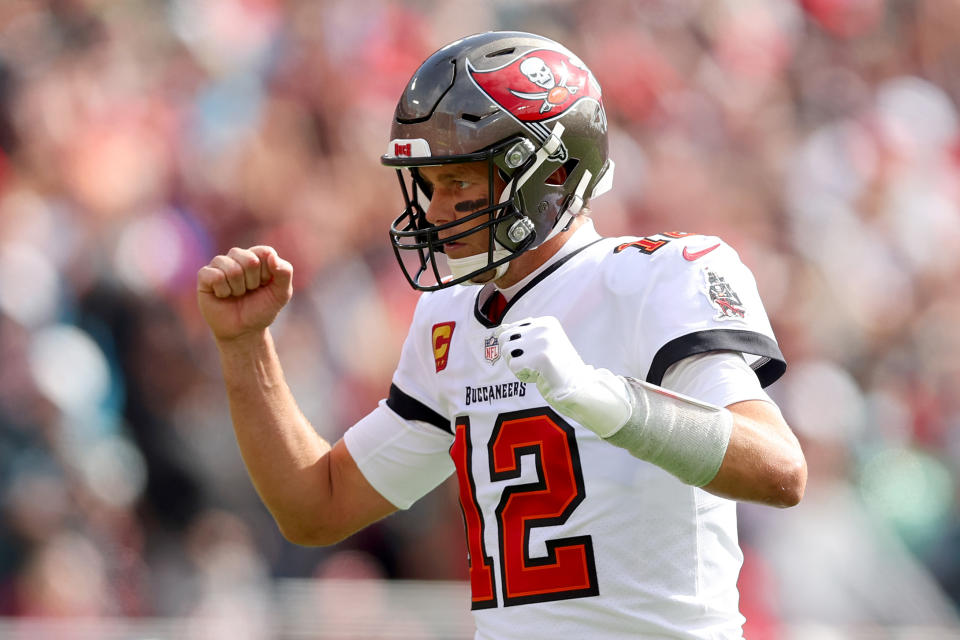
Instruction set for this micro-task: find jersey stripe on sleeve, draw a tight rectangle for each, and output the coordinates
[386,383,451,433]
[646,329,786,388]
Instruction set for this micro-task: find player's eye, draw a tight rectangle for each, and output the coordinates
[456,180,472,190]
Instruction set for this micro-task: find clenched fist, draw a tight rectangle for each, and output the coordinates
[197,246,293,342]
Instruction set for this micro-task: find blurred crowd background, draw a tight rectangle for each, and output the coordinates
[2,0,960,637]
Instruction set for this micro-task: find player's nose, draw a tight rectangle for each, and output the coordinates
[424,196,456,227]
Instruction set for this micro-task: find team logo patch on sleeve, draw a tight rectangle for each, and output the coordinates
[703,268,746,320]
[432,322,456,372]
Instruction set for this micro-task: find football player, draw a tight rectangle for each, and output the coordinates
[197,31,806,639]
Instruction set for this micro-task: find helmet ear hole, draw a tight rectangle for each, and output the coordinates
[546,166,566,186]
[546,158,580,186]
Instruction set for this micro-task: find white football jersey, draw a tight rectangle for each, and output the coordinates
[344,221,784,639]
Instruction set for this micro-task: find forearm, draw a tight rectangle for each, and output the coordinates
[703,400,807,507]
[216,329,333,532]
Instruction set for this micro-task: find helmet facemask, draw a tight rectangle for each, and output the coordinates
[387,136,548,291]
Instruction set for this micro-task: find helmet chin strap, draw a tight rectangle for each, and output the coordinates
[448,250,511,285]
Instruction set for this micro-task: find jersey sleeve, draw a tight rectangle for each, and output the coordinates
[342,402,455,510]
[633,236,785,388]
[661,351,771,408]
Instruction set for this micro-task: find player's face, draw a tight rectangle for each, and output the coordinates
[419,162,506,261]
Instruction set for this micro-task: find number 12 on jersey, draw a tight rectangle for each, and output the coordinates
[450,408,600,608]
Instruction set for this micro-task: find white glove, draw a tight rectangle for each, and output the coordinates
[496,316,631,437]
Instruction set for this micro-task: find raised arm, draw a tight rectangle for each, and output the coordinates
[197,246,396,545]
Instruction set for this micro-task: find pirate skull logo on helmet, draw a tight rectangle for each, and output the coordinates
[520,57,554,89]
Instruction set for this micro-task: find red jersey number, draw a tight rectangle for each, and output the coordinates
[452,408,599,609]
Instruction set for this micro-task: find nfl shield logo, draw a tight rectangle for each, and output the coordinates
[484,335,501,365]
